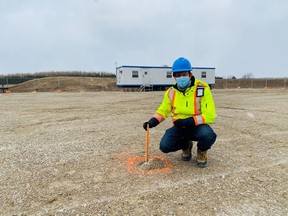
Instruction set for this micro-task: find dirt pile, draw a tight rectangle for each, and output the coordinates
[140,158,166,170]
[10,76,120,92]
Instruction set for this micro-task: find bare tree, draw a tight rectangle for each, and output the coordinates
[227,75,237,79]
[242,73,254,79]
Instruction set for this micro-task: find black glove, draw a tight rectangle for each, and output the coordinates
[174,117,195,128]
[143,118,159,131]
[173,119,184,128]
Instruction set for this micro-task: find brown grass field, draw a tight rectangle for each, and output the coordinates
[6,76,287,93]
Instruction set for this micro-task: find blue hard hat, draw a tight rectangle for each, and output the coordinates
[172,57,192,72]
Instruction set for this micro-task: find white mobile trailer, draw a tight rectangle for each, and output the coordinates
[116,65,215,89]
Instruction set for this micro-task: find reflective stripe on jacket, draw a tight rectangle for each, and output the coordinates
[152,78,216,126]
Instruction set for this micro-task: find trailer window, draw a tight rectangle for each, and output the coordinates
[166,71,172,78]
[132,71,139,78]
[201,71,206,78]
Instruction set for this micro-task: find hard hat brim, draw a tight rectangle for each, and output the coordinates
[172,69,191,73]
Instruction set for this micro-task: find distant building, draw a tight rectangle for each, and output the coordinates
[116,65,215,90]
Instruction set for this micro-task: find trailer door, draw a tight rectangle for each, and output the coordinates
[142,69,151,86]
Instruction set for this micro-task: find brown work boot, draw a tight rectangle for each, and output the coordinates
[197,149,208,168]
[181,141,193,161]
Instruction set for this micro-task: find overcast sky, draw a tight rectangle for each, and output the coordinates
[0,0,287,78]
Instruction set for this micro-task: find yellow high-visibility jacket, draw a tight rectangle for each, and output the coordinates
[152,77,216,126]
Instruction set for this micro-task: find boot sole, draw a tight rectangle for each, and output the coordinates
[197,162,207,168]
[181,155,192,161]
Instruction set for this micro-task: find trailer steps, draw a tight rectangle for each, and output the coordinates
[139,85,153,92]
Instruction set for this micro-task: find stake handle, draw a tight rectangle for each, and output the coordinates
[145,125,149,162]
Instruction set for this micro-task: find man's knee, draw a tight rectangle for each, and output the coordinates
[159,142,171,153]
[198,131,217,151]
[209,131,217,143]
[199,126,217,142]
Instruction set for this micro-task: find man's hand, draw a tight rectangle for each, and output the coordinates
[173,119,185,128]
[174,117,195,128]
[143,118,159,131]
[143,122,151,131]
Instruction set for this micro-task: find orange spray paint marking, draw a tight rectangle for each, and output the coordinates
[127,124,172,175]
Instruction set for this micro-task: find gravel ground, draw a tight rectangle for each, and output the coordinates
[0,89,287,215]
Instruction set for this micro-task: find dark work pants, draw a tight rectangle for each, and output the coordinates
[159,124,217,153]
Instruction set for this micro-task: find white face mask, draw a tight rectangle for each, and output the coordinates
[176,76,191,90]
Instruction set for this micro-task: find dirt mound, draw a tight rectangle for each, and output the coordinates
[140,158,166,171]
[10,76,120,92]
